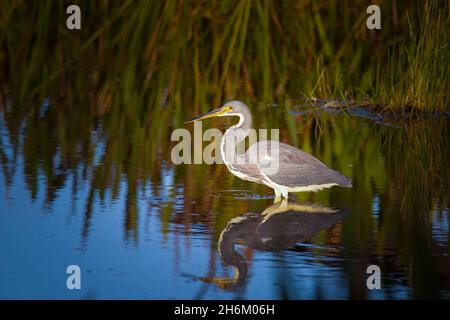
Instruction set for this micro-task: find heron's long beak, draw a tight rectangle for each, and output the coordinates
[185,107,227,123]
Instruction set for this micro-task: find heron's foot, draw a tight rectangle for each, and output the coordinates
[199,276,237,290]
[262,199,288,219]
[274,195,283,203]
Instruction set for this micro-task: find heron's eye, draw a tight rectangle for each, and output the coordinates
[225,105,233,112]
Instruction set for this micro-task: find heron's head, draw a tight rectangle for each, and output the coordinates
[185,100,249,123]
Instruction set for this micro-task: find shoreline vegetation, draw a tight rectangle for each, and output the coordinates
[0,0,449,114]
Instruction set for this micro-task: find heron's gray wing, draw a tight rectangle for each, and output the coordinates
[248,141,327,167]
[247,140,351,187]
[276,142,328,167]
[262,162,352,188]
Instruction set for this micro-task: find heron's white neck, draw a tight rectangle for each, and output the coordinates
[220,113,252,166]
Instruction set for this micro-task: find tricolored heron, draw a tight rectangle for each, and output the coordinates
[186,100,352,201]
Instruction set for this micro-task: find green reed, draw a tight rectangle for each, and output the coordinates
[1,0,448,114]
[375,1,450,112]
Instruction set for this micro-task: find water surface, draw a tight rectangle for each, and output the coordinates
[1,100,448,299]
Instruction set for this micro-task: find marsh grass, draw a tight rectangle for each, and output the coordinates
[0,0,448,114]
[375,1,450,112]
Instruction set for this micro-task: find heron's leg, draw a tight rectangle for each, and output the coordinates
[280,188,289,199]
[274,188,282,203]
[279,198,288,210]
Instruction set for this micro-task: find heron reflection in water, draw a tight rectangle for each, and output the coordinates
[186,101,352,202]
[200,200,349,290]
